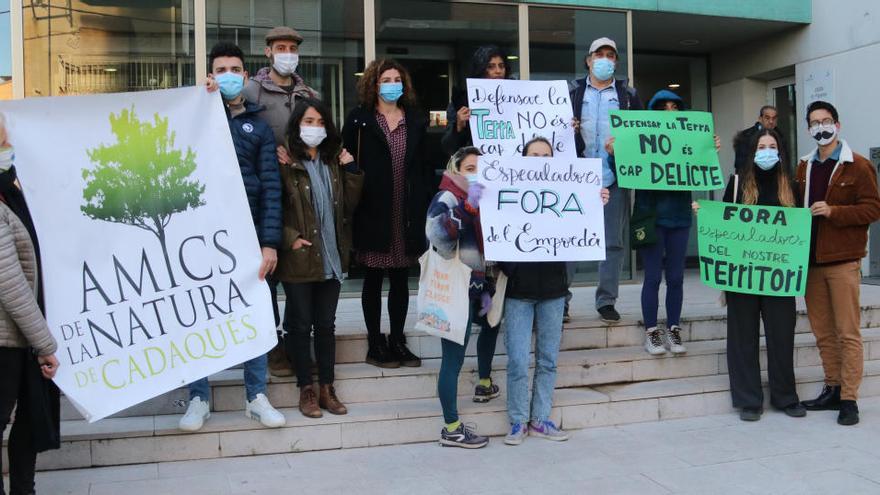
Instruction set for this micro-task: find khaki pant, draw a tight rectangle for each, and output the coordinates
[805,261,863,401]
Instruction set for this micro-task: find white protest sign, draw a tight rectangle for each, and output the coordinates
[0,87,276,422]
[478,155,605,261]
[466,78,577,158]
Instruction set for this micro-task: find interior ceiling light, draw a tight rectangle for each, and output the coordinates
[507,55,519,60]
[668,83,681,89]
[104,67,117,72]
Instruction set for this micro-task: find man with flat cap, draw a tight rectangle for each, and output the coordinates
[242,26,319,377]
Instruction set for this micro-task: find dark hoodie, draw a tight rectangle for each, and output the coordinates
[441,46,511,156]
[631,90,693,229]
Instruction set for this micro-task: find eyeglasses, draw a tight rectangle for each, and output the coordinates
[809,118,835,128]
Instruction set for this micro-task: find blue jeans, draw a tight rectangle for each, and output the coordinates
[596,184,629,309]
[188,353,268,403]
[503,296,565,424]
[639,225,690,329]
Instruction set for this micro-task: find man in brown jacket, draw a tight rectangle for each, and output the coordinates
[796,100,880,426]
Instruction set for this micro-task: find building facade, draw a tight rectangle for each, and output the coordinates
[5,0,879,284]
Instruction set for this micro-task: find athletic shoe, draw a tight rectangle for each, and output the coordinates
[644,328,667,355]
[473,380,501,403]
[663,325,687,354]
[528,420,569,441]
[439,423,489,449]
[504,423,527,446]
[179,397,210,432]
[597,305,621,323]
[245,393,286,428]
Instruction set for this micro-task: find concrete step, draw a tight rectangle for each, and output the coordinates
[31,360,880,471]
[58,326,880,422]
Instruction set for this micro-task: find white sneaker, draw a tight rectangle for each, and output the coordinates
[664,325,687,354]
[644,328,667,355]
[179,397,210,432]
[246,393,286,428]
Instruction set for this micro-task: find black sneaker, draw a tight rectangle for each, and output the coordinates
[389,338,422,367]
[439,423,489,449]
[365,335,400,369]
[597,305,620,323]
[563,308,571,324]
[740,407,762,422]
[838,400,859,426]
[473,380,500,403]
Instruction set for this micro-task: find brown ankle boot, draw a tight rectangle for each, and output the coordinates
[298,386,322,418]
[268,343,293,377]
[319,384,348,415]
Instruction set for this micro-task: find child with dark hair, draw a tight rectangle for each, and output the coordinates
[276,97,363,418]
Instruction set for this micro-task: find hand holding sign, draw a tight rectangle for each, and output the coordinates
[610,110,723,190]
[697,200,812,296]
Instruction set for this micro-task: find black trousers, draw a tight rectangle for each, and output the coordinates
[282,279,341,387]
[361,267,410,343]
[0,347,37,495]
[726,292,799,410]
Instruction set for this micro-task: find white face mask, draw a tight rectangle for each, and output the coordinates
[300,126,327,148]
[810,123,837,146]
[0,147,14,171]
[272,53,299,76]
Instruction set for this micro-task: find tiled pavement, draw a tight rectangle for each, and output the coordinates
[22,396,880,494]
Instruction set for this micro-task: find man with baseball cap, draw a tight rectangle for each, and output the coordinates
[569,36,643,324]
[241,27,319,377]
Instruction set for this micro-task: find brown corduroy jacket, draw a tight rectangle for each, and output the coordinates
[795,140,880,264]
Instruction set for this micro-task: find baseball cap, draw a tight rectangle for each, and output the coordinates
[589,37,617,54]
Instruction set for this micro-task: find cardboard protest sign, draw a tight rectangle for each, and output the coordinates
[477,155,605,261]
[609,110,723,191]
[1,87,276,421]
[697,200,812,296]
[466,78,576,158]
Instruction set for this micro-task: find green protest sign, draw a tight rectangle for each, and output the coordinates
[697,200,812,296]
[609,110,723,191]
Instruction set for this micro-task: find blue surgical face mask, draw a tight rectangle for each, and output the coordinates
[215,72,245,100]
[379,82,404,103]
[754,148,780,170]
[590,57,616,81]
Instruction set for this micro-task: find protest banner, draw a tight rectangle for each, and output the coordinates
[0,87,276,422]
[477,155,605,261]
[466,78,577,158]
[697,200,812,296]
[609,110,723,191]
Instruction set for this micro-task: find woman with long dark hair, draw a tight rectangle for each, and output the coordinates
[721,128,805,422]
[276,97,363,418]
[342,59,430,368]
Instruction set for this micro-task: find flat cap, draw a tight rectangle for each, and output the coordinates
[265,26,304,45]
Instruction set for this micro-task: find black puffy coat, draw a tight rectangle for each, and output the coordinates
[226,101,282,248]
[342,105,432,256]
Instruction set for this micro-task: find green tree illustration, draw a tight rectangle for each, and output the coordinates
[82,106,205,288]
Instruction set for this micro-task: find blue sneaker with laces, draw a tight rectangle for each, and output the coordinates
[504,423,527,445]
[528,420,569,441]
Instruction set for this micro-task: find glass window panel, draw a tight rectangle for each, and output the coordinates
[529,6,630,283]
[23,1,196,97]
[207,0,364,125]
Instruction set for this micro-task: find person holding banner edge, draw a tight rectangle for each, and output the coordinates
[0,124,61,495]
[179,42,286,432]
[796,100,880,426]
[342,59,429,369]
[718,128,805,422]
[426,146,494,448]
[276,97,363,418]
[570,36,643,324]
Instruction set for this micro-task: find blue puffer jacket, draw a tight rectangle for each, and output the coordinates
[226,101,282,248]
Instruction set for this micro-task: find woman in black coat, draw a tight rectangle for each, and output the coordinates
[342,59,431,369]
